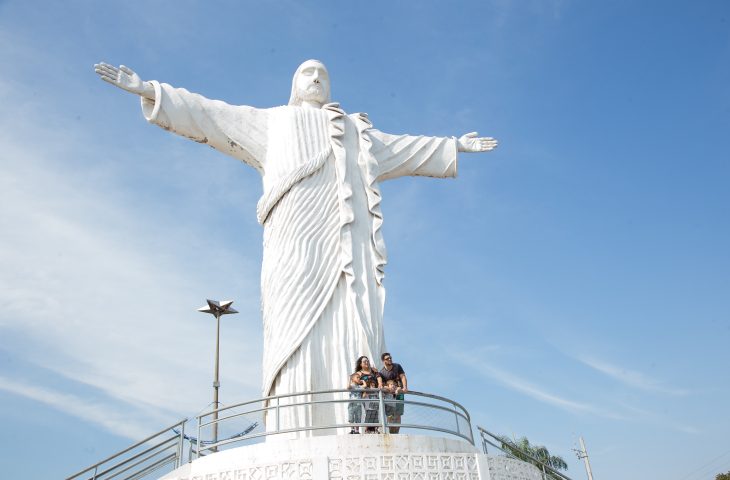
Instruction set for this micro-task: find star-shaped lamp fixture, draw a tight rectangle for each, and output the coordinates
[197,299,238,317]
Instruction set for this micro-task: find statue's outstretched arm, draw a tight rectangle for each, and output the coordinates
[457,132,498,153]
[94,62,155,100]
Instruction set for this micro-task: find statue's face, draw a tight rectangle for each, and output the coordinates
[294,60,330,105]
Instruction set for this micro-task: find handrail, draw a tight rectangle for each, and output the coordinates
[65,418,187,480]
[196,388,474,456]
[90,436,178,479]
[476,426,573,480]
[198,389,469,419]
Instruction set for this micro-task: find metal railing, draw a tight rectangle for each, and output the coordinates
[67,390,472,479]
[477,426,573,480]
[195,388,474,456]
[66,419,188,480]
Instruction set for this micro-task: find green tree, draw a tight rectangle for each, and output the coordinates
[497,435,568,479]
[716,471,730,480]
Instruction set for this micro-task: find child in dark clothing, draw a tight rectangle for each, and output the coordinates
[363,376,380,433]
[384,378,403,426]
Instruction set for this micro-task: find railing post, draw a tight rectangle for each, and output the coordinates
[276,397,280,432]
[378,389,387,433]
[176,421,185,467]
[188,434,194,464]
[453,402,461,436]
[92,466,98,480]
[197,415,202,459]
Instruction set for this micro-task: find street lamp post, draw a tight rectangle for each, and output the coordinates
[197,299,238,451]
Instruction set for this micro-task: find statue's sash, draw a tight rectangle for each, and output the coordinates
[255,103,345,225]
[256,145,332,224]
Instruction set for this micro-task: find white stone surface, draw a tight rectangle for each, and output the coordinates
[93,61,499,434]
[158,434,540,480]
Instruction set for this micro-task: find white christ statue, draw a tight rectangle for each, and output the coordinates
[94,59,497,435]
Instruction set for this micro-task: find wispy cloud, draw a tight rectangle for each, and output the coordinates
[577,356,690,396]
[453,351,699,434]
[617,402,700,435]
[0,376,161,440]
[452,351,625,419]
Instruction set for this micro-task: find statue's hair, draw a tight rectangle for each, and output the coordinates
[288,59,331,106]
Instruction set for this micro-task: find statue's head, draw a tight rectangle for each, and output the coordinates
[288,59,331,107]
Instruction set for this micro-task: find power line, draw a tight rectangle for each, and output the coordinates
[675,449,730,480]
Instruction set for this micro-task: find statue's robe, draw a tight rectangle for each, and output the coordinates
[141,81,458,435]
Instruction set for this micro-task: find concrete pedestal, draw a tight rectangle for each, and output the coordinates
[159,434,542,480]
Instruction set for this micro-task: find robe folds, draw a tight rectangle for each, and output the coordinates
[141,81,458,434]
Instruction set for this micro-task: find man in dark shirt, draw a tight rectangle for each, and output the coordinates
[379,352,408,433]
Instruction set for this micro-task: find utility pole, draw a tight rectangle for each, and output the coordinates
[198,299,238,451]
[574,436,594,480]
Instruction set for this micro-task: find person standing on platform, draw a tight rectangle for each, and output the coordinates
[379,353,407,433]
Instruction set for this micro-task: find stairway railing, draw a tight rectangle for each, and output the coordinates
[477,426,574,480]
[65,418,187,480]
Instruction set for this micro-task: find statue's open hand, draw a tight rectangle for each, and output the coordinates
[457,132,498,153]
[94,62,152,98]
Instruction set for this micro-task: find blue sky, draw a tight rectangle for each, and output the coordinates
[0,0,728,478]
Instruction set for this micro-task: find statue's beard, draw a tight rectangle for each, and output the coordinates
[297,85,327,104]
